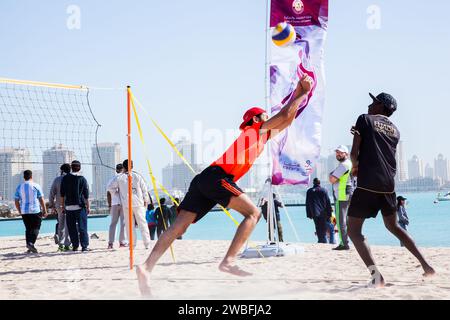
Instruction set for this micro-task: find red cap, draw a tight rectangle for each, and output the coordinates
[239,107,266,130]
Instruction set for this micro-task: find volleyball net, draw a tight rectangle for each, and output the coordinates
[0,77,267,269]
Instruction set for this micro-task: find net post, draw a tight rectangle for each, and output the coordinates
[127,86,134,270]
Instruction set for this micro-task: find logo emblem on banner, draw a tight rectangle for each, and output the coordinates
[292,0,304,14]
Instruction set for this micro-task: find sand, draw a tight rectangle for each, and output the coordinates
[0,232,449,300]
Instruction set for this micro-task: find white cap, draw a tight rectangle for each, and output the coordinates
[335,145,349,154]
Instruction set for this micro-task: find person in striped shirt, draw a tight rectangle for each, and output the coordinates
[14,170,48,253]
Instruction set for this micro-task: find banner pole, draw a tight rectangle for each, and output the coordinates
[127,86,134,270]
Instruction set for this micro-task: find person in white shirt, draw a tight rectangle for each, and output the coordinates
[107,160,151,249]
[107,163,128,249]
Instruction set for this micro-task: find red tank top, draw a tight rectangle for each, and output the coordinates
[211,122,270,182]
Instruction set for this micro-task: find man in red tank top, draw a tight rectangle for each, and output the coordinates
[136,75,313,296]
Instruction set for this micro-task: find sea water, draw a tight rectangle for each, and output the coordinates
[1,192,449,247]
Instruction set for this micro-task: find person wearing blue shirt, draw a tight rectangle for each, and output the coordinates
[146,203,157,240]
[14,170,48,253]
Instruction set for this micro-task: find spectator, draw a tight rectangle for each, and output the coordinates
[15,170,48,253]
[155,198,172,238]
[329,144,353,251]
[326,214,337,244]
[169,198,179,226]
[305,178,332,243]
[107,163,127,249]
[49,163,72,251]
[259,193,284,242]
[60,160,90,252]
[396,196,409,247]
[146,203,157,240]
[107,160,151,249]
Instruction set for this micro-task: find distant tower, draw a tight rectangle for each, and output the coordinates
[434,154,449,183]
[92,143,121,200]
[0,148,31,201]
[408,155,423,179]
[424,163,434,179]
[43,144,75,197]
[163,139,200,193]
[396,140,408,181]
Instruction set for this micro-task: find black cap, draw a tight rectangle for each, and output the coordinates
[369,92,397,115]
[397,196,407,201]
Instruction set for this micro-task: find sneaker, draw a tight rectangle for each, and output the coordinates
[72,247,79,252]
[107,243,114,249]
[119,243,128,248]
[58,245,65,252]
[64,245,71,251]
[81,248,91,252]
[27,244,38,253]
[333,244,350,251]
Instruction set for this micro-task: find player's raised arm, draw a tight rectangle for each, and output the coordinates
[261,75,313,138]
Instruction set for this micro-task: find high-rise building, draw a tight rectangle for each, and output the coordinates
[434,154,449,183]
[162,139,201,193]
[424,163,434,179]
[92,143,121,200]
[173,138,197,165]
[408,155,423,179]
[0,148,30,201]
[43,144,75,197]
[396,140,408,181]
[162,164,174,190]
[33,169,44,188]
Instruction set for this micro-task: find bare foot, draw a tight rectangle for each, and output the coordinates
[423,265,436,277]
[219,263,252,277]
[367,274,385,288]
[136,265,152,297]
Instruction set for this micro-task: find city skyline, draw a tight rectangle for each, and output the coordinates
[0,137,448,202]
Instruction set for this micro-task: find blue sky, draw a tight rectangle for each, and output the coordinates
[1,0,449,181]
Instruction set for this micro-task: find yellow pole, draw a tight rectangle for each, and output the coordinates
[127,86,134,270]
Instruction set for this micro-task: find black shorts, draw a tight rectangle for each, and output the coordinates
[178,166,244,223]
[348,188,397,219]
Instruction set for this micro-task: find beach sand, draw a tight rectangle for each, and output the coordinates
[1,232,449,300]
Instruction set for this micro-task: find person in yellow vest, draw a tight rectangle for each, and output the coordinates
[329,145,353,250]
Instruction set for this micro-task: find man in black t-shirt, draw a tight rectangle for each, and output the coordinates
[347,92,435,287]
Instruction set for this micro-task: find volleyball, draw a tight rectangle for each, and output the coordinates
[271,22,296,47]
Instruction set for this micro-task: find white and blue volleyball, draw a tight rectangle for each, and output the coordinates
[271,22,296,47]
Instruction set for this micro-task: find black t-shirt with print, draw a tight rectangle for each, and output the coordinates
[354,114,400,192]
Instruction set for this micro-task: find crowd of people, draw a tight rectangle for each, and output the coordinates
[14,154,413,256]
[14,159,183,254]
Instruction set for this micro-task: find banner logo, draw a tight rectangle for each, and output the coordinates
[292,0,304,14]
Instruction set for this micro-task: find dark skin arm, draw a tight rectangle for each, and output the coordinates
[350,131,362,177]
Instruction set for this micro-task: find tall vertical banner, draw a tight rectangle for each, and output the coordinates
[269,0,328,185]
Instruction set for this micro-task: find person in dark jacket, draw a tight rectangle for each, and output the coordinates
[259,193,284,242]
[60,160,90,252]
[305,178,332,243]
[154,198,172,238]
